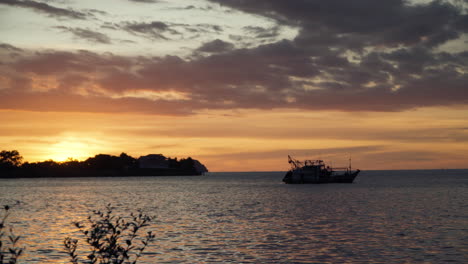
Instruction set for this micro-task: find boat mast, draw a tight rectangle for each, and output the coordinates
[288,155,303,169]
[348,155,352,172]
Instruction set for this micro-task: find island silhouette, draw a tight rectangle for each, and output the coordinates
[0,150,208,178]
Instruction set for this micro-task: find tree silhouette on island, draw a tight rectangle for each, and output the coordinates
[0,150,208,178]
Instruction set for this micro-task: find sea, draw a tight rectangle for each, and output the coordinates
[0,170,467,263]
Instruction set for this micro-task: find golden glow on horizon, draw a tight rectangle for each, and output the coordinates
[1,107,468,171]
[46,138,93,162]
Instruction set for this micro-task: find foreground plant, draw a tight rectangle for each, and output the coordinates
[64,204,155,264]
[0,205,23,264]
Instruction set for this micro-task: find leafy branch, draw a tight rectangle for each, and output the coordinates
[64,204,155,264]
[0,205,23,264]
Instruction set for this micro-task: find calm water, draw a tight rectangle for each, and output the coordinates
[1,170,467,263]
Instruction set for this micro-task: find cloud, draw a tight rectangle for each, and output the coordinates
[2,0,468,117]
[196,39,234,53]
[0,43,22,51]
[127,0,160,3]
[0,38,467,115]
[86,8,107,16]
[55,26,111,44]
[122,21,179,40]
[0,0,88,19]
[209,0,466,48]
[184,24,223,34]
[243,26,281,39]
[120,21,224,42]
[113,19,225,42]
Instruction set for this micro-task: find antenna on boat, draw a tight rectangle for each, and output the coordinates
[349,155,352,172]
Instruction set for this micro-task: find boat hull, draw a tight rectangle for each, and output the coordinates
[283,169,360,184]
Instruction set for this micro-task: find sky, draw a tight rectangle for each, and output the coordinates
[1,0,468,171]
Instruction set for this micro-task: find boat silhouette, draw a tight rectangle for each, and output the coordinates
[283,155,360,184]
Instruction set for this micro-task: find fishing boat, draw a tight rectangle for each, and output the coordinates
[282,155,360,184]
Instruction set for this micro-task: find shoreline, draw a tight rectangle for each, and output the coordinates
[0,168,204,178]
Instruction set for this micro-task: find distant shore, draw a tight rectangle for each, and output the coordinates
[0,168,205,178]
[0,150,208,178]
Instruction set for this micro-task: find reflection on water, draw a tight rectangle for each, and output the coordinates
[1,170,467,263]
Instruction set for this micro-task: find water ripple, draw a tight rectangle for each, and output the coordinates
[0,170,467,263]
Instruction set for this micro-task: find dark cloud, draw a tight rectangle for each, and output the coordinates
[173,5,214,11]
[11,49,136,77]
[196,39,234,53]
[193,24,223,33]
[0,43,22,51]
[0,0,88,19]
[101,22,119,30]
[122,21,179,40]
[173,23,223,37]
[213,0,466,50]
[121,21,221,41]
[86,8,107,16]
[1,39,467,115]
[128,0,160,3]
[208,24,222,32]
[0,0,467,115]
[243,26,281,39]
[55,26,111,44]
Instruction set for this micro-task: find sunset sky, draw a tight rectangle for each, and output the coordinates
[1,0,467,171]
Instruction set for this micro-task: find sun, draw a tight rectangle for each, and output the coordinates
[47,139,92,162]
